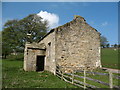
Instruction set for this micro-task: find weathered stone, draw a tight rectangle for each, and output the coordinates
[24,15,102,74]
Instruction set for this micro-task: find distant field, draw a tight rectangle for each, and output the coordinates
[101,48,119,69]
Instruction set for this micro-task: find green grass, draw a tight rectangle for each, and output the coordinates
[2,58,78,88]
[74,69,120,88]
[101,48,119,69]
[2,48,119,88]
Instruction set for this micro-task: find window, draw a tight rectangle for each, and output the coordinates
[48,42,51,58]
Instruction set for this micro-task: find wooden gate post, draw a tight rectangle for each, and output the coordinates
[72,71,74,84]
[109,71,113,88]
[84,70,86,89]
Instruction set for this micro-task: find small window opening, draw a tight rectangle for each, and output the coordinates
[48,42,51,46]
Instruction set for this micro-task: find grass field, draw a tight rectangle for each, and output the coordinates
[101,48,119,69]
[2,59,77,88]
[2,48,119,88]
[74,69,120,88]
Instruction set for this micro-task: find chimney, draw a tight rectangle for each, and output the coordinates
[74,15,86,22]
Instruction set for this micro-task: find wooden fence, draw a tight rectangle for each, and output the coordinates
[56,66,120,89]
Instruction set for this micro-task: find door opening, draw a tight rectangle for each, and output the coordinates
[36,56,45,71]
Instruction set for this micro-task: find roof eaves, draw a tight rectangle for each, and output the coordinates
[38,29,55,42]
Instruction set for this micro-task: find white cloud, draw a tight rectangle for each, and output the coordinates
[37,10,59,29]
[101,21,108,26]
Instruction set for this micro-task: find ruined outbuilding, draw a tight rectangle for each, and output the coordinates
[24,15,102,74]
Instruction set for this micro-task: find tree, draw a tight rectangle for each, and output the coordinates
[106,43,110,48]
[2,14,48,58]
[114,44,117,48]
[18,14,48,44]
[100,36,108,48]
[0,31,2,57]
[118,44,120,48]
[2,20,19,58]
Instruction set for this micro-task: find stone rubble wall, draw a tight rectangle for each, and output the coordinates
[24,31,56,73]
[24,43,45,71]
[24,16,101,74]
[39,31,56,74]
[55,17,101,72]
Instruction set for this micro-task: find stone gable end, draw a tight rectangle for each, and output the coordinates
[24,15,101,74]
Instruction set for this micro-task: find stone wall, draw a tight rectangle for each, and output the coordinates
[24,43,46,71]
[39,31,56,74]
[24,15,101,74]
[55,16,101,72]
[24,31,56,74]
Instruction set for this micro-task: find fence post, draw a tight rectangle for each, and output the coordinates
[84,70,86,89]
[109,71,113,88]
[72,71,74,84]
[61,71,63,80]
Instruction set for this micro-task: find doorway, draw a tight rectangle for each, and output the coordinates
[36,56,45,71]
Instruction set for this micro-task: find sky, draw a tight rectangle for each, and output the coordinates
[2,2,118,45]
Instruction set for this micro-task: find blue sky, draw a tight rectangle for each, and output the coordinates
[2,2,118,45]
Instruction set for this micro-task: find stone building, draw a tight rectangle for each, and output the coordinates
[24,15,102,74]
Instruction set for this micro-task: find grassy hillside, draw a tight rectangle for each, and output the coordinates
[101,48,119,69]
[2,59,77,88]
